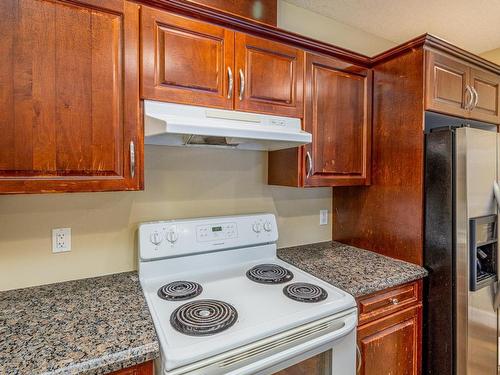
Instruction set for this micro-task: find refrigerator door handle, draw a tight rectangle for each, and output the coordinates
[493,181,500,209]
[493,180,500,310]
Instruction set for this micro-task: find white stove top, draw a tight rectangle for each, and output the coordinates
[138,214,357,374]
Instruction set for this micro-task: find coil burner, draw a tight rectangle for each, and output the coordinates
[283,282,328,303]
[170,299,238,336]
[246,264,294,284]
[158,281,203,301]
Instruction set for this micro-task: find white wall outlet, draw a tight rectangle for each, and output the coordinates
[52,228,71,253]
[320,209,328,225]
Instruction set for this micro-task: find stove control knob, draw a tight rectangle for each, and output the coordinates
[263,221,272,232]
[252,223,262,233]
[166,230,178,244]
[150,231,162,246]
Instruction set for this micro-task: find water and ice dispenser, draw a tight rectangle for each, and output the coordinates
[469,214,498,291]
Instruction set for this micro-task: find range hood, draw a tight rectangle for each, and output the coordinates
[144,100,311,151]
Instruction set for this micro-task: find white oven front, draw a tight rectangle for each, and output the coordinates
[158,308,358,375]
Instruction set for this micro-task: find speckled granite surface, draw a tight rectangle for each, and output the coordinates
[0,272,159,375]
[278,241,427,298]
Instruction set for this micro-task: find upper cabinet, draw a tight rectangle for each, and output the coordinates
[141,8,235,109]
[425,50,500,124]
[0,0,142,194]
[141,7,304,117]
[234,33,304,117]
[268,52,372,187]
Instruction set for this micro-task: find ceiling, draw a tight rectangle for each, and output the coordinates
[284,0,500,54]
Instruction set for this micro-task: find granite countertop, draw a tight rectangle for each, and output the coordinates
[278,241,427,298]
[0,272,159,375]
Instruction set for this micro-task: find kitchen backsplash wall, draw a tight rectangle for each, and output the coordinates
[0,147,332,290]
[0,4,394,291]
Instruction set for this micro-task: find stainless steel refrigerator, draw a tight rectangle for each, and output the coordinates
[425,126,499,374]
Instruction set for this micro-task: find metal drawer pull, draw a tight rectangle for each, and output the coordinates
[238,69,245,101]
[130,141,135,178]
[356,344,362,373]
[471,85,479,109]
[227,67,233,99]
[306,151,313,178]
[465,85,474,110]
[389,297,399,305]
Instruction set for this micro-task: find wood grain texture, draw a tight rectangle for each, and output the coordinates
[184,0,277,26]
[235,32,304,117]
[357,280,422,326]
[109,360,154,375]
[425,50,469,119]
[304,52,372,187]
[0,0,142,193]
[268,52,371,187]
[141,7,234,109]
[333,48,425,266]
[357,304,422,375]
[469,66,500,124]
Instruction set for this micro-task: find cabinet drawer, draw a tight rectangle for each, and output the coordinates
[357,281,421,325]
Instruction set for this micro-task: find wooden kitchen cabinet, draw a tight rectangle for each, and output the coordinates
[425,51,470,118]
[141,9,304,117]
[356,281,422,375]
[141,7,235,109]
[234,33,304,117]
[268,52,371,187]
[109,360,154,375]
[469,66,500,123]
[425,50,500,124]
[0,0,142,194]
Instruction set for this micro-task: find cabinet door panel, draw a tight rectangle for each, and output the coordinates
[0,0,142,193]
[357,305,422,375]
[141,8,234,109]
[304,53,371,186]
[470,67,500,124]
[235,33,303,117]
[425,51,469,118]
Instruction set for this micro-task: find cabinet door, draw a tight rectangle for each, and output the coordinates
[425,51,470,118]
[357,305,422,375]
[141,7,234,109]
[234,33,304,117]
[109,360,154,375]
[304,53,371,187]
[0,0,142,194]
[470,67,500,124]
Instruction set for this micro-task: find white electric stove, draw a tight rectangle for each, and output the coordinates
[138,213,357,375]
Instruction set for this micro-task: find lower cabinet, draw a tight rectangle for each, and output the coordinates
[356,281,422,375]
[109,361,154,375]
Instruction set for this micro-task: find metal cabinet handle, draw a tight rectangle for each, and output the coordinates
[306,151,313,178]
[356,344,362,373]
[390,297,399,305]
[471,85,479,109]
[130,141,135,178]
[227,67,233,99]
[238,68,245,101]
[465,85,474,110]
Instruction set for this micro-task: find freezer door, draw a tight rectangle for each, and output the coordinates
[455,127,498,375]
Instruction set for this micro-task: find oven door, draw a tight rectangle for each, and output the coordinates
[162,308,357,375]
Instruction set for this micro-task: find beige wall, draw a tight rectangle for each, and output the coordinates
[0,4,393,291]
[480,48,500,65]
[277,1,396,56]
[0,147,332,290]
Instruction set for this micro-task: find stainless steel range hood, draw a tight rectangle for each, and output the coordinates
[144,101,311,151]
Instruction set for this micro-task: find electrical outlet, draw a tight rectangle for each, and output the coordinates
[320,210,328,225]
[52,228,71,253]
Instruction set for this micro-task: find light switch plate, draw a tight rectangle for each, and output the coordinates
[320,209,328,225]
[52,228,71,253]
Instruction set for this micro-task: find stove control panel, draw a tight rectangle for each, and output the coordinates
[138,213,278,260]
[196,222,237,242]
